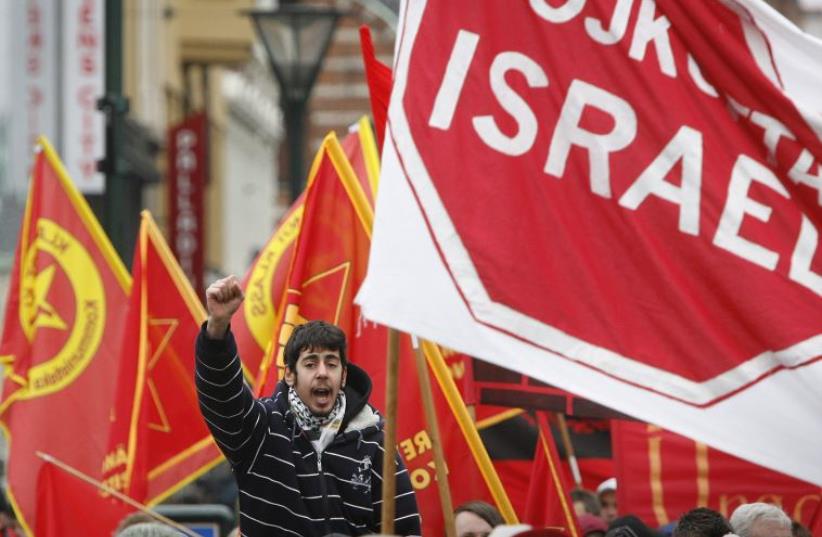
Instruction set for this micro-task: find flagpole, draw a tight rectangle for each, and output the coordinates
[413,344,456,537]
[35,452,201,537]
[555,413,582,488]
[381,328,400,534]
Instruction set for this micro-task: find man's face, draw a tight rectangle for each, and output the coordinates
[600,490,618,524]
[285,346,347,416]
[749,519,792,537]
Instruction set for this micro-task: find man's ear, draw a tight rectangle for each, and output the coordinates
[341,366,347,388]
[284,366,295,387]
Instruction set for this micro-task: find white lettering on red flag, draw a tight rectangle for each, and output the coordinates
[358,0,822,485]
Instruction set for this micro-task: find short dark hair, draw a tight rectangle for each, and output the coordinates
[572,488,602,516]
[674,508,733,537]
[454,500,504,528]
[283,321,348,371]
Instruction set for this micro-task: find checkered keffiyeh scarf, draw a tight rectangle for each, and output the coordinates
[288,386,346,439]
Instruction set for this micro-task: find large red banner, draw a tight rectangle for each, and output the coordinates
[612,420,820,528]
[357,0,822,484]
[233,119,378,384]
[393,0,820,407]
[167,112,207,297]
[0,137,132,535]
[104,211,223,507]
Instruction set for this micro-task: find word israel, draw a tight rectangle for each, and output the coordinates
[428,28,821,297]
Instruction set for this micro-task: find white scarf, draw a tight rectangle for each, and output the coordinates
[288,386,346,453]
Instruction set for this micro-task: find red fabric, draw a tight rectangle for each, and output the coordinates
[105,212,223,505]
[390,0,822,407]
[359,25,392,150]
[167,113,208,297]
[810,502,822,535]
[612,420,820,528]
[523,412,582,536]
[656,0,822,165]
[233,129,371,387]
[0,140,132,535]
[232,192,303,387]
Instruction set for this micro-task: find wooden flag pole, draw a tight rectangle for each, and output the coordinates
[414,343,456,537]
[35,451,200,537]
[555,413,582,487]
[381,328,400,535]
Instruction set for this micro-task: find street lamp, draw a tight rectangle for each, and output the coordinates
[248,4,343,202]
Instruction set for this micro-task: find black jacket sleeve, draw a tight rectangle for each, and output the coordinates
[195,324,265,471]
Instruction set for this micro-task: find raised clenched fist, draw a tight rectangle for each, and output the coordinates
[205,275,244,339]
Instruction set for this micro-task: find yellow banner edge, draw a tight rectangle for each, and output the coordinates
[356,116,381,198]
[324,132,375,239]
[539,426,580,537]
[421,340,518,524]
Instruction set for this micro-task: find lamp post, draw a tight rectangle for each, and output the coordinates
[249,4,342,202]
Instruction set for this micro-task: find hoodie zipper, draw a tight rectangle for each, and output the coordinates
[317,452,332,535]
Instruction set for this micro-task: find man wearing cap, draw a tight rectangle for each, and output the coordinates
[596,478,618,525]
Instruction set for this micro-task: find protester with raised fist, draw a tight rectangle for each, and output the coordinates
[195,275,420,537]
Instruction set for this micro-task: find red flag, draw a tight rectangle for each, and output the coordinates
[257,131,515,534]
[612,420,820,528]
[357,0,822,485]
[523,413,581,536]
[104,211,224,506]
[234,124,376,387]
[256,132,373,389]
[232,195,303,384]
[0,137,132,535]
[810,503,822,536]
[476,408,614,517]
[359,26,392,149]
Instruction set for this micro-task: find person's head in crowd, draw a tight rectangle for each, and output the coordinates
[114,512,157,534]
[605,515,660,537]
[115,523,183,537]
[487,526,566,537]
[729,503,791,537]
[572,488,602,516]
[673,507,733,537]
[455,500,505,537]
[578,513,607,537]
[791,520,811,537]
[511,529,568,537]
[596,478,618,524]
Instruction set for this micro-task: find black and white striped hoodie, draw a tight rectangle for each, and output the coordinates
[195,326,422,536]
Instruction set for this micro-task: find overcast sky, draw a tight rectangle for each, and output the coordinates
[0,3,9,112]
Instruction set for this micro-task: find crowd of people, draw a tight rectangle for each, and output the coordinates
[5,276,809,537]
[453,481,809,537]
[187,277,815,537]
[103,493,810,537]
